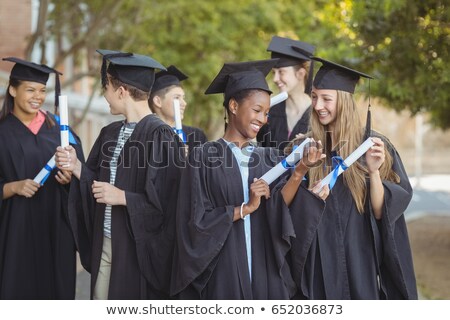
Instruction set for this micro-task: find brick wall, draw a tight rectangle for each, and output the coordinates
[0,0,32,73]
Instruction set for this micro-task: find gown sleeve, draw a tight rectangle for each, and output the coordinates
[170,145,236,296]
[259,148,298,296]
[270,171,326,298]
[369,136,418,299]
[126,126,185,295]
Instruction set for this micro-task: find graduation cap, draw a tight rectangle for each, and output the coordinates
[312,56,374,138]
[267,36,316,94]
[3,57,62,107]
[205,59,278,104]
[267,36,315,68]
[97,49,166,92]
[311,57,373,94]
[151,65,188,93]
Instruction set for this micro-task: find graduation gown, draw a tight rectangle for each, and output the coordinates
[69,114,184,299]
[171,139,297,299]
[0,113,84,299]
[291,134,417,299]
[257,101,310,151]
[182,124,207,151]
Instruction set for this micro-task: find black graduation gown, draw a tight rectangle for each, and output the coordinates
[257,101,311,151]
[182,125,208,151]
[171,140,297,299]
[291,134,417,299]
[68,114,184,299]
[0,113,84,299]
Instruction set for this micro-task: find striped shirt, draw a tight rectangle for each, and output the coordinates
[103,122,136,238]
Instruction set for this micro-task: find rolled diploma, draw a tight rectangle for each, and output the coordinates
[59,95,69,147]
[33,155,56,185]
[320,137,375,188]
[173,99,185,142]
[270,91,288,107]
[260,137,311,185]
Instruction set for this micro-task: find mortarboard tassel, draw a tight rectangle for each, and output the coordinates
[305,60,314,95]
[364,79,372,140]
[54,72,61,114]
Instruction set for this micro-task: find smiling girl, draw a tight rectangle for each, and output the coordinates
[0,57,83,299]
[290,57,417,299]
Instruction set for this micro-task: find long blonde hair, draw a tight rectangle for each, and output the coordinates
[308,90,399,213]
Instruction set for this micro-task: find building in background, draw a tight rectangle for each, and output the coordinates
[0,0,120,156]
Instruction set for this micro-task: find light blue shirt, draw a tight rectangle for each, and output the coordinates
[223,138,254,281]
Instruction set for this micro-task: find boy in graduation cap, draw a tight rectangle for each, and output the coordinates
[257,36,316,151]
[288,56,417,299]
[170,59,325,299]
[55,50,185,299]
[149,65,208,152]
[0,57,84,299]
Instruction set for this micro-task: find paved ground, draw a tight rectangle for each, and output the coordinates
[408,215,450,299]
[75,256,90,300]
[405,175,450,300]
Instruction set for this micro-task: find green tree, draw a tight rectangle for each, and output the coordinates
[350,0,450,129]
[21,0,324,136]
[21,0,450,134]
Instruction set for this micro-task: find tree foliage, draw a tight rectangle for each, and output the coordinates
[23,0,450,134]
[350,0,450,129]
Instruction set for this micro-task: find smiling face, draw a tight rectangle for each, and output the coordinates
[227,89,270,141]
[272,65,306,95]
[311,87,338,129]
[9,81,47,118]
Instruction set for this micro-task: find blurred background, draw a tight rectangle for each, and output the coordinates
[0,0,449,299]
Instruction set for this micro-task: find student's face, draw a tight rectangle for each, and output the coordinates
[9,81,46,116]
[230,90,270,140]
[158,87,186,125]
[103,80,123,115]
[272,66,305,95]
[311,88,338,127]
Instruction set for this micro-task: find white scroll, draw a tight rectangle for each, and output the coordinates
[260,138,312,185]
[319,137,375,188]
[270,91,288,107]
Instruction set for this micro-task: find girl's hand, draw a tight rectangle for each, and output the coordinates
[12,179,40,198]
[55,170,72,185]
[366,137,385,174]
[244,178,271,214]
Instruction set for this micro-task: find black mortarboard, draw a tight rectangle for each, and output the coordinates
[267,36,316,94]
[3,56,62,107]
[97,49,166,92]
[312,56,374,138]
[151,65,188,93]
[311,57,373,94]
[267,36,315,68]
[205,59,278,103]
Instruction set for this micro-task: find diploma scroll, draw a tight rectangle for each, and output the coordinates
[320,137,375,189]
[59,95,69,147]
[270,91,288,107]
[260,138,312,185]
[33,155,56,185]
[173,99,186,143]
